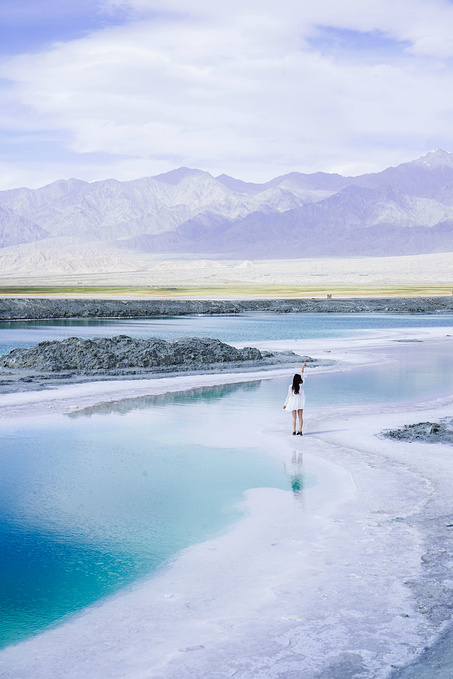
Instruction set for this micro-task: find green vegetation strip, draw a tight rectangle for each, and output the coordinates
[0,285,452,298]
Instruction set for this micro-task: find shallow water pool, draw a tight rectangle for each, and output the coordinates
[0,382,316,649]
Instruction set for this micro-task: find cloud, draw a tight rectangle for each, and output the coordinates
[1,0,453,186]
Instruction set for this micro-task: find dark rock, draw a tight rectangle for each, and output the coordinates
[382,419,453,445]
[0,296,452,321]
[425,423,440,435]
[0,335,266,373]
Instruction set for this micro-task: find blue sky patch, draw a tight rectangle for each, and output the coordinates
[0,131,131,167]
[308,26,411,60]
[0,0,132,56]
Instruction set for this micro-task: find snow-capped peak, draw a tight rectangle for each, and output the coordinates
[417,148,453,167]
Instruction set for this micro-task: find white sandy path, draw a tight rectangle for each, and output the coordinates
[1,328,453,678]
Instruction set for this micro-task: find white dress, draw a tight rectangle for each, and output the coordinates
[284,375,306,411]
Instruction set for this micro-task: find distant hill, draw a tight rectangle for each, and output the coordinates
[1,149,453,271]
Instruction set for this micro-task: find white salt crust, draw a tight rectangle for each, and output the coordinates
[0,325,452,678]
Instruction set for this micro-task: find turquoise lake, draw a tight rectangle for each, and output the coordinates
[0,313,452,649]
[1,311,453,355]
[0,383,305,649]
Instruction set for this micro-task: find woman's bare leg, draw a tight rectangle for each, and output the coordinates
[291,410,297,433]
[297,409,303,434]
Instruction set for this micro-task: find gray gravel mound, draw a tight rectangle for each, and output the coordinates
[382,418,453,445]
[0,335,264,372]
[0,296,452,320]
[0,335,318,394]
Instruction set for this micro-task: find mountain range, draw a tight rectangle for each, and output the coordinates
[1,149,453,268]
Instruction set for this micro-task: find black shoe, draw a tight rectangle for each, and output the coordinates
[292,431,297,435]
[297,431,303,436]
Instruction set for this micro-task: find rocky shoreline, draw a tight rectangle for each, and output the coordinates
[1,296,453,320]
[0,335,312,394]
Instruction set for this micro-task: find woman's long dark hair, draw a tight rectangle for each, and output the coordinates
[292,374,302,394]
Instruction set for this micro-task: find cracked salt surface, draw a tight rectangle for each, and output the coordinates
[1,328,453,678]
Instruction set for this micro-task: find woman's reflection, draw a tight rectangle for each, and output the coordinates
[284,450,304,497]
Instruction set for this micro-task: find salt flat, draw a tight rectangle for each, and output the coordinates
[0,251,452,290]
[0,328,453,679]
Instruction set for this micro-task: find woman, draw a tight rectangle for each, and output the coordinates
[283,362,306,435]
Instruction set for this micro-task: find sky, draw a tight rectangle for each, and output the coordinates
[1,0,453,190]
